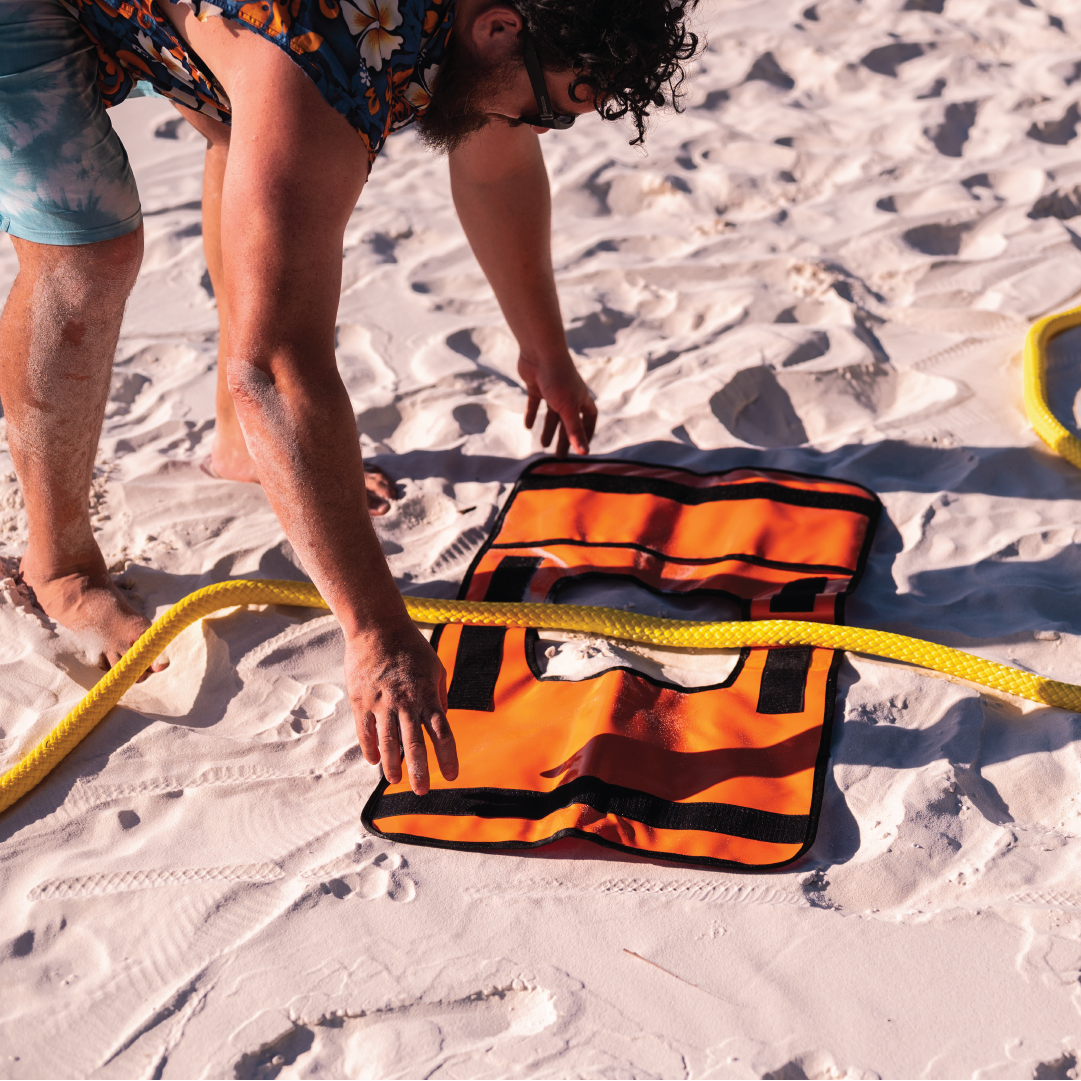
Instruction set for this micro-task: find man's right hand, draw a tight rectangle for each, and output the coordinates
[170,27,458,799]
[346,619,458,796]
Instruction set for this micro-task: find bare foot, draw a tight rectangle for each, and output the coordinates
[208,436,260,484]
[363,463,397,517]
[206,437,397,516]
[19,559,168,678]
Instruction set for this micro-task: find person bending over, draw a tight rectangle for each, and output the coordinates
[0,0,698,793]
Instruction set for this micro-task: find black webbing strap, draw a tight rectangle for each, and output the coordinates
[769,577,828,613]
[484,555,543,603]
[445,556,541,712]
[756,647,814,714]
[374,775,810,845]
[446,626,506,712]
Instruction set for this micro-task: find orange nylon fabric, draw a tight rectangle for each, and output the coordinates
[465,460,877,623]
[363,459,881,870]
[374,625,841,866]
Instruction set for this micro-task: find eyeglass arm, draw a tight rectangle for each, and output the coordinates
[521,30,555,124]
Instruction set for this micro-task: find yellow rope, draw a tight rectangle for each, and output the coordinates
[1023,303,1081,469]
[2,578,1080,815]
[7,305,1078,815]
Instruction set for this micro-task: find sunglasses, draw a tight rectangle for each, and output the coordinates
[518,28,577,130]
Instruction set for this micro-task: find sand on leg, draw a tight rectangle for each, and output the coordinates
[0,230,166,672]
[176,104,398,515]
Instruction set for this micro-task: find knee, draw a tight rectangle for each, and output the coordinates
[75,227,144,293]
[19,226,143,305]
[225,354,274,411]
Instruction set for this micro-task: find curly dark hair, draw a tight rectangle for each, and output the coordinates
[518,0,700,144]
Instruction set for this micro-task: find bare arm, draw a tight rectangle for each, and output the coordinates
[449,123,596,456]
[198,34,455,794]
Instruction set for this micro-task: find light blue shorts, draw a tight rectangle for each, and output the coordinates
[0,0,142,246]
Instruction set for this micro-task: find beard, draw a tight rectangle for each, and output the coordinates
[416,32,519,155]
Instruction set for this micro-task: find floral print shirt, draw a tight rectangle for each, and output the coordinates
[67,0,455,163]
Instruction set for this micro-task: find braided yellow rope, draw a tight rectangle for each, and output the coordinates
[1023,303,1081,469]
[6,305,1074,815]
[2,578,1080,815]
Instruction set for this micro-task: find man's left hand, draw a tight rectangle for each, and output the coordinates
[519,352,598,457]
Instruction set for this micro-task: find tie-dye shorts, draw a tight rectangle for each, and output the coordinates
[0,0,142,246]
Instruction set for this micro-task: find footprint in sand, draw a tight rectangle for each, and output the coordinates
[762,1050,877,1080]
[235,982,556,1080]
[306,848,417,904]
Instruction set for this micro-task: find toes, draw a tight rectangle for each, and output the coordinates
[363,465,396,517]
[363,465,398,501]
[366,490,391,517]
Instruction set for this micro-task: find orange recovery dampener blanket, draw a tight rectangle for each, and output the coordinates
[362,458,881,870]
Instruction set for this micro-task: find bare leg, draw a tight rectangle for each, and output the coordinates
[178,106,397,514]
[196,121,258,484]
[0,229,165,671]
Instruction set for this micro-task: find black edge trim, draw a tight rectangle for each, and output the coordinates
[360,825,806,873]
[523,626,749,693]
[835,593,847,626]
[785,648,845,867]
[527,457,879,488]
[841,496,883,623]
[523,456,882,492]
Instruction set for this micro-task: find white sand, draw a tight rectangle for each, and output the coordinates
[6,0,1081,1076]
